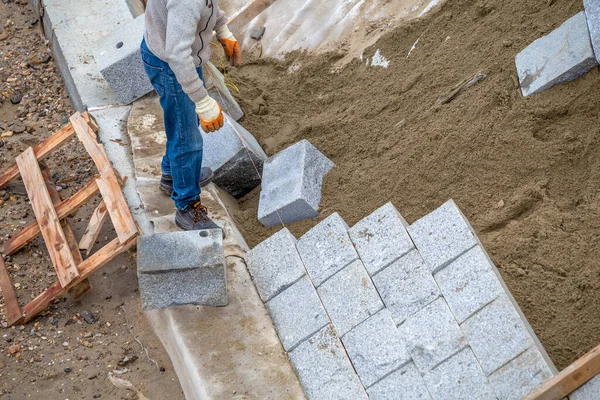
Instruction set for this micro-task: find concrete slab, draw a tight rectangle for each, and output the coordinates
[584,0,600,63]
[367,362,432,400]
[515,12,598,97]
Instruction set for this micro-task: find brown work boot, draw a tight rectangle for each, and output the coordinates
[175,200,221,231]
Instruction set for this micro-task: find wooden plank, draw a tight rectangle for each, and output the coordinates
[0,112,94,190]
[0,256,22,326]
[228,0,277,35]
[78,200,108,256]
[524,344,600,400]
[16,147,80,288]
[70,112,137,244]
[20,235,136,323]
[41,168,92,300]
[1,178,100,256]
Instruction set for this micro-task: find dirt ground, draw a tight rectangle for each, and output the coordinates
[0,1,183,399]
[231,0,600,370]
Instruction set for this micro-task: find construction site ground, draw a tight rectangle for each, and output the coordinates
[0,1,183,398]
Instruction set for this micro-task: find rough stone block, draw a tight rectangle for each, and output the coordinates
[137,230,227,309]
[423,347,496,400]
[584,0,600,63]
[93,14,153,104]
[201,114,267,198]
[289,325,368,400]
[349,202,415,276]
[570,373,600,400]
[488,347,554,400]
[398,297,468,373]
[246,228,305,302]
[258,140,334,226]
[317,259,383,336]
[204,61,244,121]
[367,362,432,400]
[460,295,533,375]
[407,199,479,274]
[434,245,503,323]
[373,250,440,325]
[342,309,411,388]
[515,12,598,97]
[266,277,329,351]
[297,213,359,287]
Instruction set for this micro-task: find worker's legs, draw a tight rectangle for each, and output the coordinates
[140,39,203,210]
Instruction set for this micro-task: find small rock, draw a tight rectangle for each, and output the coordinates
[41,54,52,64]
[10,93,22,105]
[64,367,72,373]
[0,138,3,148]
[0,31,8,41]
[81,340,93,348]
[81,311,96,324]
[63,341,69,347]
[118,354,138,367]
[8,344,21,355]
[93,395,101,399]
[1,131,13,138]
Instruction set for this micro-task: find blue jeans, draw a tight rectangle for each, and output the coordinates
[140,39,204,210]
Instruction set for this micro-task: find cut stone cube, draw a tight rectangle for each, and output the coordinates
[570,373,600,400]
[367,362,433,400]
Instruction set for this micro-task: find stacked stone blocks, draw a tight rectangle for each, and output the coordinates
[247,200,558,399]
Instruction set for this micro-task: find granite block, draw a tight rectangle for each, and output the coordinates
[373,250,440,325]
[297,212,359,287]
[266,276,329,351]
[342,309,411,388]
[204,61,244,121]
[246,228,305,302]
[570,373,600,400]
[367,362,433,400]
[584,0,600,63]
[407,200,479,274]
[289,325,368,400]
[317,260,384,336]
[349,202,415,276]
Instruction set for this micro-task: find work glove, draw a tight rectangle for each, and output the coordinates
[216,25,242,67]
[196,95,224,133]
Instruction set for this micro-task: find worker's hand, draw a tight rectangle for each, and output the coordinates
[216,25,242,67]
[196,96,224,133]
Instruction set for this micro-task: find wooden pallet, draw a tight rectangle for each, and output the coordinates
[0,112,138,326]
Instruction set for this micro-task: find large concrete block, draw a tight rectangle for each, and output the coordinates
[434,245,503,323]
[93,14,153,104]
[258,140,334,226]
[407,200,479,274]
[398,297,468,373]
[516,12,598,97]
[289,325,368,400]
[266,276,329,351]
[570,373,600,400]
[317,260,384,336]
[460,295,533,375]
[584,0,600,63]
[367,362,432,400]
[342,309,411,388]
[349,202,415,276]
[246,228,305,302]
[373,250,440,325]
[204,62,244,121]
[488,347,554,400]
[137,230,227,309]
[202,114,267,198]
[297,213,359,287]
[423,348,496,400]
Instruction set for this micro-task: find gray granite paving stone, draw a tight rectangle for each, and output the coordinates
[246,228,305,302]
[407,200,479,274]
[584,0,600,63]
[342,309,411,388]
[398,297,468,373]
[349,202,415,276]
[488,347,554,400]
[93,14,153,104]
[204,62,244,121]
[570,373,600,400]
[289,325,368,400]
[434,245,503,323]
[297,213,359,287]
[373,250,440,325]
[423,347,497,400]
[461,295,533,375]
[266,276,329,351]
[137,230,227,309]
[258,140,334,226]
[317,259,384,336]
[515,11,598,97]
[367,362,433,400]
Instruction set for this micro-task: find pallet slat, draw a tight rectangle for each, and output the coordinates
[0,256,22,326]
[78,200,108,256]
[16,148,80,288]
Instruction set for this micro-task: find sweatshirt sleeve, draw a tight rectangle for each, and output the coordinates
[215,7,228,29]
[164,0,208,102]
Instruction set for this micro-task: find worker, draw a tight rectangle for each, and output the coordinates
[140,0,242,231]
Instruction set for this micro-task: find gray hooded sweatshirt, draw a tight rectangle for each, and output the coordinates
[144,0,228,102]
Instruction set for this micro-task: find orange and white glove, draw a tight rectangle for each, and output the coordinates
[195,96,224,133]
[216,25,242,67]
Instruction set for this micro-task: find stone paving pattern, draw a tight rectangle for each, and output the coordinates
[246,200,566,399]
